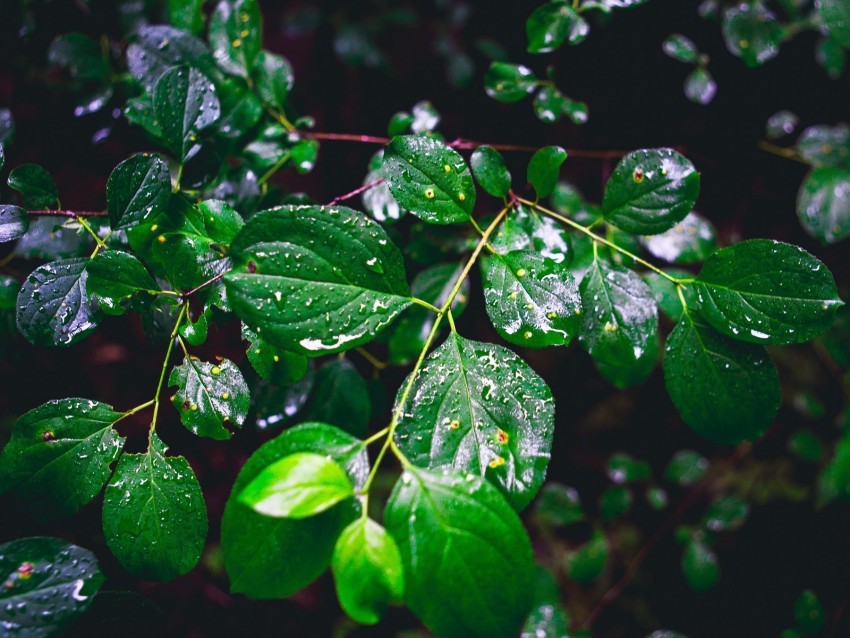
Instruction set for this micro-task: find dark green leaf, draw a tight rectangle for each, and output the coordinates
[663,34,697,62]
[242,323,307,383]
[533,483,584,526]
[168,0,205,35]
[491,203,571,263]
[602,148,700,234]
[578,259,658,368]
[795,125,850,168]
[16,257,101,347]
[567,528,608,582]
[225,205,412,356]
[599,485,632,520]
[253,51,293,111]
[209,0,262,78]
[127,26,215,94]
[470,146,511,198]
[681,540,718,591]
[222,423,367,598]
[15,217,90,260]
[169,357,249,439]
[385,468,535,638]
[693,240,843,344]
[788,429,824,462]
[721,4,784,67]
[47,33,108,81]
[291,138,319,174]
[0,205,28,243]
[528,146,567,199]
[301,358,370,438]
[394,333,555,511]
[153,66,221,162]
[594,333,659,389]
[382,135,475,224]
[0,537,103,637]
[532,86,589,126]
[816,37,846,79]
[526,2,588,53]
[8,164,58,209]
[766,110,799,140]
[684,68,717,105]
[484,62,538,103]
[481,249,581,347]
[106,154,171,230]
[179,310,208,346]
[607,452,651,483]
[102,433,207,581]
[819,0,850,49]
[794,589,825,635]
[0,276,20,310]
[86,250,160,315]
[640,212,716,264]
[644,270,694,321]
[665,450,708,486]
[332,517,404,624]
[663,314,780,444]
[702,495,749,532]
[797,167,850,244]
[0,399,124,517]
[521,567,571,638]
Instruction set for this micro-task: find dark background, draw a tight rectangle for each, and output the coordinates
[1,0,849,636]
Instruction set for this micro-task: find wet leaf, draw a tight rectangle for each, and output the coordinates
[127,25,215,94]
[818,0,850,49]
[681,539,718,591]
[484,62,538,103]
[241,323,307,384]
[663,34,697,62]
[794,589,825,635]
[153,66,221,162]
[169,357,250,439]
[684,68,717,105]
[8,164,58,209]
[594,333,659,389]
[470,146,511,198]
[567,528,608,582]
[253,51,293,111]
[301,358,370,438]
[528,146,567,199]
[168,0,205,35]
[722,3,784,67]
[0,205,28,243]
[48,33,108,81]
[795,125,850,168]
[644,270,693,321]
[703,495,749,532]
[225,205,412,356]
[102,433,207,581]
[640,212,716,264]
[665,450,708,486]
[491,203,571,263]
[797,167,850,244]
[533,483,584,526]
[521,567,571,638]
[384,468,535,638]
[0,399,125,518]
[106,154,171,230]
[526,2,588,53]
[0,276,20,310]
[394,333,555,511]
[86,250,160,315]
[209,0,262,79]
[15,217,90,260]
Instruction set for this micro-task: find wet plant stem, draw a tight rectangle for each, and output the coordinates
[149,303,188,435]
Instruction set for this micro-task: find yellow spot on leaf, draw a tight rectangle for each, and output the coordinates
[448,419,460,430]
[425,188,435,199]
[211,366,221,375]
[516,268,527,277]
[496,428,509,444]
[489,456,505,468]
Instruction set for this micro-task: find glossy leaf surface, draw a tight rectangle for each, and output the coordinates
[153,66,221,162]
[106,154,171,230]
[797,167,850,244]
[86,250,159,315]
[169,357,250,439]
[0,205,28,244]
[527,146,567,199]
[470,146,511,198]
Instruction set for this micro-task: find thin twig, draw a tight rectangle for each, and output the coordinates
[329,178,385,205]
[183,270,230,297]
[27,209,108,217]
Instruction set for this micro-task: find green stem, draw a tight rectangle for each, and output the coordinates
[149,303,188,434]
[411,297,441,314]
[77,216,106,252]
[114,398,156,424]
[258,151,292,186]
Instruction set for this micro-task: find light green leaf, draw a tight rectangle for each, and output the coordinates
[169,357,250,439]
[8,164,58,209]
[693,240,843,344]
[602,148,700,234]
[484,62,538,103]
[0,204,29,243]
[86,250,160,315]
[528,146,567,199]
[797,167,850,244]
[526,2,588,53]
[394,333,555,511]
[385,468,535,638]
[225,205,412,356]
[106,154,171,230]
[332,518,404,624]
[209,0,263,78]
[0,276,20,310]
[153,66,221,162]
[0,399,125,517]
[470,146,511,198]
[102,433,207,581]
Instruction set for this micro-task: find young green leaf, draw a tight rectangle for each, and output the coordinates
[721,3,783,67]
[102,433,207,581]
[332,518,404,625]
[819,0,850,48]
[253,51,294,111]
[362,164,405,223]
[0,537,104,636]
[394,333,555,511]
[532,86,589,125]
[640,211,716,264]
[209,0,262,79]
[797,167,850,244]
[16,257,101,346]
[526,2,588,53]
[663,314,780,444]
[179,310,208,346]
[86,250,160,315]
[566,528,608,582]
[644,270,694,321]
[382,135,475,224]
[578,259,658,368]
[663,34,698,62]
[225,205,412,356]
[169,357,250,439]
[693,240,843,344]
[470,146,511,198]
[301,358,370,438]
[684,68,717,105]
[681,539,719,591]
[480,249,581,347]
[106,154,171,230]
[527,146,567,199]
[153,66,221,162]
[0,399,125,518]
[384,468,535,638]
[602,148,700,234]
[8,164,58,209]
[221,423,367,598]
[0,204,29,243]
[484,62,538,103]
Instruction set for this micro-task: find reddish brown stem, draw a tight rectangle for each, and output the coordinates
[183,270,230,297]
[27,209,108,217]
[329,178,385,205]
[308,132,392,145]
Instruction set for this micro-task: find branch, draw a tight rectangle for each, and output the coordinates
[329,177,385,206]
[27,209,108,217]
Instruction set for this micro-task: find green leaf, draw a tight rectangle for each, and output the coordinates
[794,589,825,635]
[663,34,698,62]
[607,452,651,483]
[567,528,608,582]
[526,2,588,53]
[665,450,708,486]
[0,537,103,637]
[578,259,658,368]
[528,146,567,199]
[253,51,293,111]
[819,0,850,49]
[663,314,780,444]
[382,135,475,224]
[684,68,717,105]
[533,85,589,125]
[692,240,843,344]
[332,518,404,624]
[470,146,511,198]
[47,33,108,81]
[178,310,208,346]
[168,0,205,35]
[797,167,850,244]
[816,37,846,79]
[225,205,412,356]
[102,432,207,581]
[602,148,700,234]
[16,257,101,347]
[795,125,850,168]
[384,468,535,638]
[394,333,555,511]
[210,0,263,79]
[480,249,581,347]
[681,539,718,591]
[0,276,20,310]
[522,567,572,638]
[153,66,221,162]
[0,204,29,243]
[301,358,370,438]
[106,154,171,230]
[15,217,90,260]
[491,202,571,263]
[127,25,216,94]
[721,3,784,67]
[788,429,824,463]
[599,484,632,520]
[644,270,694,321]
[533,483,585,526]
[594,333,659,389]
[703,495,749,532]
[0,399,125,517]
[484,62,538,103]
[86,250,160,315]
[241,323,307,383]
[362,153,405,223]
[766,110,799,140]
[640,212,716,264]
[169,357,250,439]
[222,423,367,598]
[8,164,58,209]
